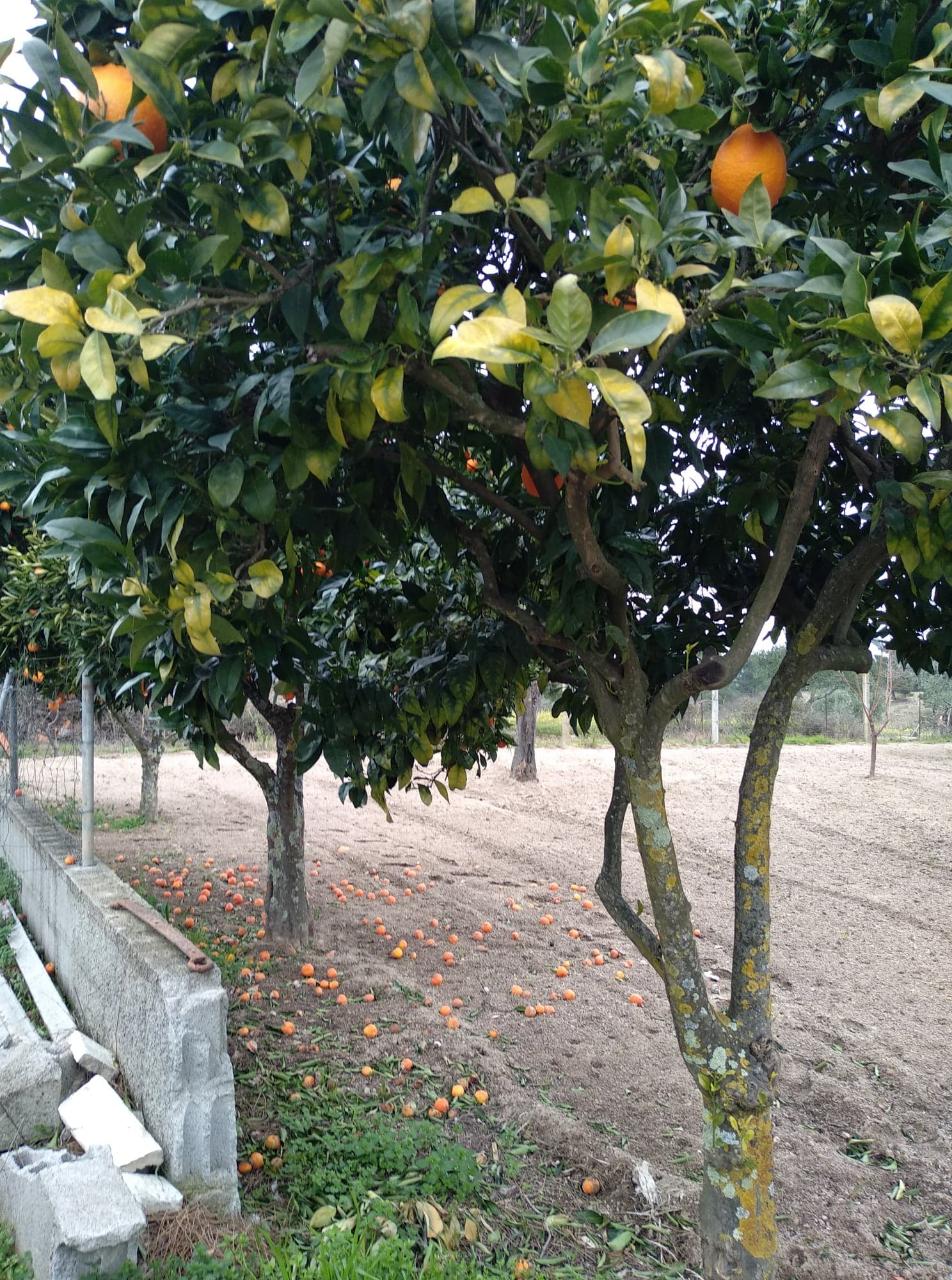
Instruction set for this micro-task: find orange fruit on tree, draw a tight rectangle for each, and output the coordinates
[710,124,786,215]
[521,464,564,499]
[87,63,169,154]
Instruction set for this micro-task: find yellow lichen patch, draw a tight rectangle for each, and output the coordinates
[734,1111,777,1260]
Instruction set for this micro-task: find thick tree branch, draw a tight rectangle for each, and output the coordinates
[646,415,837,741]
[563,471,629,598]
[217,723,275,792]
[406,361,527,439]
[595,753,665,977]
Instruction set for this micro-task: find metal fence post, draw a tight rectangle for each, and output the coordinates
[81,670,95,865]
[9,680,17,798]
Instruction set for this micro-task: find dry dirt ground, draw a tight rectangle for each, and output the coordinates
[87,741,952,1280]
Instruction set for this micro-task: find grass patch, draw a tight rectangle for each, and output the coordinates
[0,1224,32,1280]
[46,798,145,833]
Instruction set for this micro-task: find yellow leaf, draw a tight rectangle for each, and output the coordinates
[129,355,150,390]
[371,366,408,422]
[247,559,284,598]
[37,324,85,358]
[635,278,686,357]
[544,375,592,427]
[463,1218,478,1244]
[140,333,186,360]
[85,289,144,336]
[868,295,922,354]
[416,1201,444,1237]
[433,314,541,365]
[604,221,635,301]
[449,186,497,215]
[186,624,221,657]
[1,286,83,328]
[429,284,491,341]
[635,50,687,114]
[494,172,517,202]
[589,368,651,482]
[50,354,81,392]
[493,283,527,325]
[183,591,212,636]
[79,331,117,400]
[239,182,291,236]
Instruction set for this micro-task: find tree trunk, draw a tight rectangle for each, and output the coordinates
[111,708,163,823]
[265,723,310,946]
[868,729,878,779]
[140,744,161,823]
[699,1106,777,1279]
[511,680,540,781]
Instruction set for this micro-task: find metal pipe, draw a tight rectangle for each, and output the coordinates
[711,688,719,745]
[81,670,95,865]
[0,670,13,729]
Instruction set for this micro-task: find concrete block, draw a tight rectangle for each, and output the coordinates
[0,800,238,1211]
[67,1030,117,1082]
[59,1076,163,1173]
[0,1037,61,1149]
[0,1145,145,1280]
[122,1172,184,1215]
[0,972,39,1047]
[0,904,75,1042]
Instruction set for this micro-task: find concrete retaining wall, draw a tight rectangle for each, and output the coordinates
[0,799,238,1212]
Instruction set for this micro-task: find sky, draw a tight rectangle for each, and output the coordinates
[0,0,40,106]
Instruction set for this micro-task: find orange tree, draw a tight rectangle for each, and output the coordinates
[2,1,952,1275]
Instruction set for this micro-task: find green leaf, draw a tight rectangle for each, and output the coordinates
[85,289,143,337]
[242,471,277,522]
[194,140,244,168]
[140,334,186,360]
[547,275,592,350]
[294,19,353,105]
[906,374,941,431]
[755,359,833,400]
[511,196,551,238]
[340,290,377,342]
[449,187,497,216]
[433,314,541,364]
[636,50,687,114]
[94,401,119,447]
[394,50,443,116]
[240,183,291,236]
[371,366,408,422]
[79,332,118,400]
[696,35,746,84]
[868,294,922,353]
[919,273,952,341]
[429,284,491,341]
[305,442,342,483]
[867,410,925,463]
[119,47,186,129]
[433,0,475,45]
[208,458,245,508]
[1,286,83,327]
[589,309,669,358]
[247,559,284,598]
[54,25,98,97]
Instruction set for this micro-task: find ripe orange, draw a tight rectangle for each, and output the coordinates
[521,464,564,499]
[400,1057,414,1073]
[264,1134,280,1151]
[711,124,786,215]
[474,1088,489,1105]
[302,1074,316,1088]
[87,64,169,154]
[249,1151,265,1171]
[363,1023,379,1038]
[280,1020,295,1036]
[432,1096,450,1115]
[581,1176,601,1196]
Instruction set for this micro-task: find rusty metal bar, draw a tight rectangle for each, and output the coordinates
[110,898,212,973]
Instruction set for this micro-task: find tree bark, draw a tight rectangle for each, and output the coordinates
[264,719,310,947]
[111,708,163,823]
[868,729,878,779]
[511,680,540,781]
[700,1107,777,1279]
[218,709,311,947]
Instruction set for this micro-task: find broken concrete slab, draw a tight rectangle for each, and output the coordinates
[0,903,75,1043]
[0,971,38,1047]
[59,1075,163,1173]
[0,1144,145,1280]
[122,1172,184,1215]
[67,1029,117,1082]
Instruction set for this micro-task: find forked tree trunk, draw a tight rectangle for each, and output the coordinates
[511,680,540,781]
[264,721,310,947]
